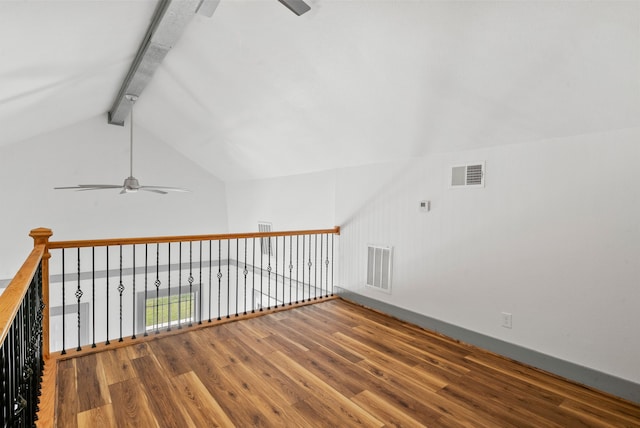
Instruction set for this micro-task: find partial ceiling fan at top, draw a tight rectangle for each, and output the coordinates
[54,95,189,195]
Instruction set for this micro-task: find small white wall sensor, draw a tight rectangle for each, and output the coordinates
[419,200,430,212]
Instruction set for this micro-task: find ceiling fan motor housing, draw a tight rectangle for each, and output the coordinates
[123,176,140,192]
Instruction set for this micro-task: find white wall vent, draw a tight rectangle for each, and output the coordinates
[258,222,273,256]
[366,245,392,293]
[451,162,485,188]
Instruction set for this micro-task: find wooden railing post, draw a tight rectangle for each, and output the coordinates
[30,227,53,359]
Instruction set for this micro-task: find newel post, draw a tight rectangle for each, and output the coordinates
[30,227,53,359]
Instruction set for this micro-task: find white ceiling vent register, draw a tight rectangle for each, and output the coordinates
[451,162,485,188]
[366,245,393,293]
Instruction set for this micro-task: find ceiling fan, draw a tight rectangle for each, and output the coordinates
[55,95,189,195]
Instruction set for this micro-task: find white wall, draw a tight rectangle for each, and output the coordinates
[337,128,640,384]
[225,128,640,385]
[225,170,336,232]
[0,115,228,280]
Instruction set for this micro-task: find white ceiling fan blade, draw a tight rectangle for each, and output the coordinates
[78,187,122,192]
[140,185,189,193]
[78,184,122,188]
[55,184,122,190]
[140,188,168,195]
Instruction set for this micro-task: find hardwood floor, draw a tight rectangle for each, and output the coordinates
[55,299,640,427]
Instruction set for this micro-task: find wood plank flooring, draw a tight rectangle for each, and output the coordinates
[55,299,640,427]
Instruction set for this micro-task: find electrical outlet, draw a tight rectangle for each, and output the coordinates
[501,312,512,329]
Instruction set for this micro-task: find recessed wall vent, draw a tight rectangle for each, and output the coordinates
[258,222,273,256]
[366,245,393,293]
[451,162,485,188]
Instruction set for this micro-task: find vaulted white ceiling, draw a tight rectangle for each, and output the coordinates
[1,0,639,181]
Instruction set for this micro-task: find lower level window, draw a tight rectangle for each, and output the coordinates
[145,293,194,331]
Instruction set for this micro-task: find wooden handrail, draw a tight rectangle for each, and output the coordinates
[47,226,340,249]
[0,244,45,346]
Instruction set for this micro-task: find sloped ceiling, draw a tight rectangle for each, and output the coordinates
[1,0,639,181]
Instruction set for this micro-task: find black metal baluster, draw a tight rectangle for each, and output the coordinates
[314,234,318,300]
[295,235,299,304]
[301,235,305,302]
[188,241,194,327]
[331,233,335,296]
[37,264,46,410]
[178,242,182,329]
[7,322,14,423]
[22,283,31,425]
[17,323,23,425]
[208,240,212,323]
[217,240,222,321]
[167,243,172,332]
[32,270,41,416]
[155,244,161,335]
[25,282,35,425]
[28,289,35,423]
[17,317,23,422]
[289,236,293,305]
[282,236,286,305]
[35,266,44,422]
[118,245,124,342]
[325,233,330,297]
[1,332,7,424]
[243,239,248,315]
[61,249,66,355]
[16,294,23,427]
[282,236,286,306]
[11,311,21,425]
[235,239,239,317]
[267,237,272,310]
[144,244,149,337]
[227,240,230,319]
[308,235,313,301]
[33,272,42,425]
[260,237,264,311]
[24,295,32,423]
[132,245,136,339]
[320,234,326,297]
[281,236,285,306]
[319,234,323,300]
[105,246,110,345]
[7,325,15,424]
[92,247,96,348]
[14,325,23,425]
[6,327,13,424]
[17,305,25,423]
[274,236,278,308]
[76,248,82,351]
[252,238,256,313]
[199,240,203,325]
